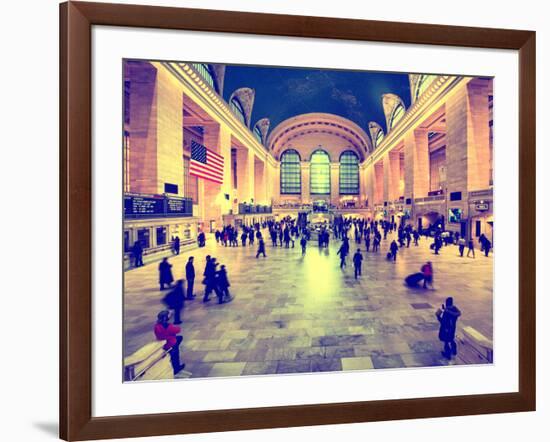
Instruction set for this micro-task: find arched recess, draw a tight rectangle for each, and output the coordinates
[310,149,331,195]
[382,93,406,132]
[368,121,385,151]
[339,150,359,195]
[280,149,301,195]
[253,117,270,145]
[229,87,255,127]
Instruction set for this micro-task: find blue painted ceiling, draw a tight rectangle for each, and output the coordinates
[216,63,412,134]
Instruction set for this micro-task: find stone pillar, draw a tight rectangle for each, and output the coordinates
[202,124,232,227]
[383,151,400,203]
[446,79,491,195]
[236,146,255,203]
[254,157,267,204]
[126,61,158,195]
[374,162,384,205]
[301,161,310,204]
[359,164,368,206]
[404,128,430,200]
[156,67,184,196]
[330,163,339,206]
[268,162,279,204]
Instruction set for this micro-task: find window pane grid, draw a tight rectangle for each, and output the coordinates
[280,149,301,194]
[310,150,331,195]
[339,151,359,195]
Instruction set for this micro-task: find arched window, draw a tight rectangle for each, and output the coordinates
[414,75,436,101]
[375,130,384,147]
[389,104,405,130]
[280,149,301,194]
[253,125,263,144]
[230,97,246,126]
[310,150,331,195]
[191,63,216,91]
[339,151,359,195]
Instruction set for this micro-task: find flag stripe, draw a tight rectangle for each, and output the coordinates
[190,160,224,179]
[189,140,224,185]
[189,169,223,184]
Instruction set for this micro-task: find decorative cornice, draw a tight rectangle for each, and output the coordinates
[367,75,468,166]
[160,62,277,167]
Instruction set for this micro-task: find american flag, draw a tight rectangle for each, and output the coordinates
[190,140,224,185]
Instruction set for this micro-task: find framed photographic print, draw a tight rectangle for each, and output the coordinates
[60,1,536,440]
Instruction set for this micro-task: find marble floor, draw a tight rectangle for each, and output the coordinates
[124,230,493,379]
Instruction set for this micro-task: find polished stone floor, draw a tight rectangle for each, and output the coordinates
[124,230,493,379]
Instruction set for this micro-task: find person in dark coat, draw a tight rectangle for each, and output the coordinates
[154,310,185,374]
[173,236,180,255]
[353,249,363,279]
[390,240,399,261]
[185,257,195,300]
[364,233,370,252]
[436,297,462,359]
[484,239,492,257]
[256,238,266,258]
[216,264,231,304]
[132,240,143,267]
[373,235,380,252]
[158,257,174,290]
[162,279,185,324]
[241,231,247,247]
[337,242,349,269]
[202,257,219,303]
[467,238,476,258]
[300,236,307,256]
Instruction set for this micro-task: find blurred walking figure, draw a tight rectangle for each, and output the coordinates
[337,241,349,269]
[185,257,196,300]
[300,236,307,256]
[467,238,476,258]
[435,297,462,359]
[162,280,185,324]
[389,240,399,261]
[458,237,466,257]
[421,261,434,289]
[256,238,267,258]
[132,240,144,267]
[202,257,220,303]
[353,248,363,279]
[172,236,180,255]
[216,264,231,304]
[158,257,174,290]
[154,310,185,375]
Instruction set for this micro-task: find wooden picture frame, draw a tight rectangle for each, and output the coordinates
[59,1,536,440]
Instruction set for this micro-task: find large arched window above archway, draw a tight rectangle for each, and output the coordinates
[389,104,405,130]
[280,149,301,195]
[339,151,359,195]
[230,97,246,126]
[310,150,331,195]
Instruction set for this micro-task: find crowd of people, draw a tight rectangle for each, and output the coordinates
[146,215,492,374]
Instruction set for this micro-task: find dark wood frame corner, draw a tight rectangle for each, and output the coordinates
[59,1,536,440]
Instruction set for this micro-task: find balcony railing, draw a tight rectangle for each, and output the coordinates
[238,203,272,214]
[469,188,493,199]
[414,194,446,203]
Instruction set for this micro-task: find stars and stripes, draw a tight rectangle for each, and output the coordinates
[190,140,224,185]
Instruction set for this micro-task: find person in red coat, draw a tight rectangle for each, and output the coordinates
[154,310,185,375]
[421,261,434,289]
